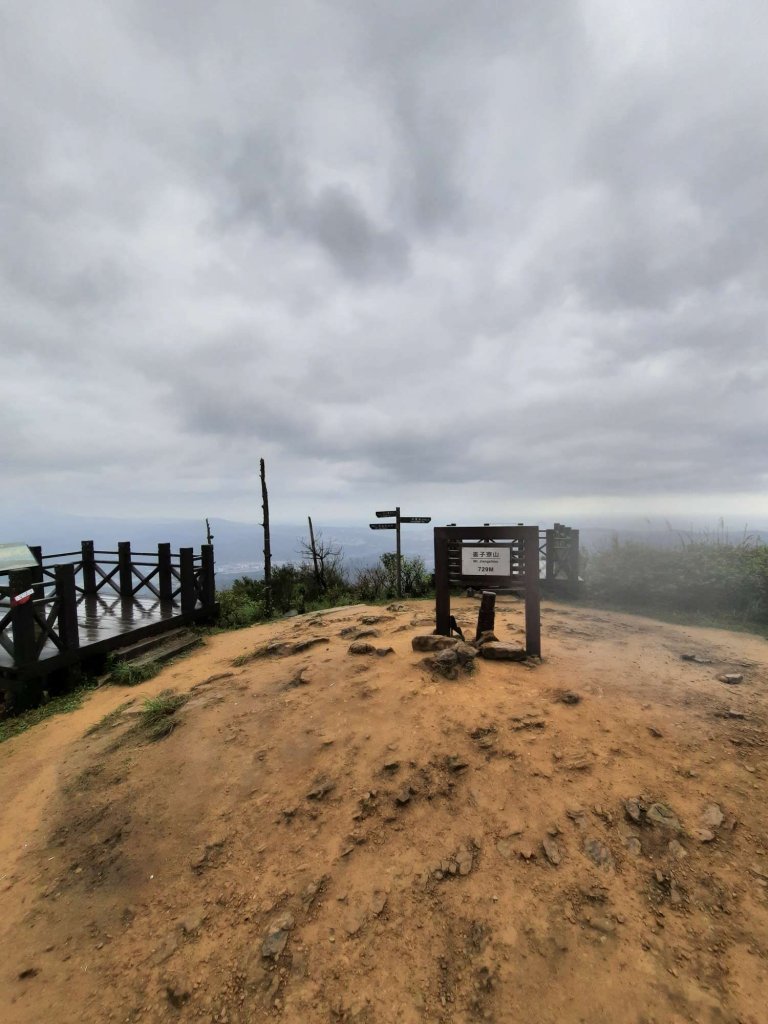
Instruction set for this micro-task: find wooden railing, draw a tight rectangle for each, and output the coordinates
[0,541,215,670]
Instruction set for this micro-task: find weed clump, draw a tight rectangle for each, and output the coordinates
[138,690,188,741]
[109,660,162,687]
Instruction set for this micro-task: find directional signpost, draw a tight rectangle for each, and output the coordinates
[369,507,431,598]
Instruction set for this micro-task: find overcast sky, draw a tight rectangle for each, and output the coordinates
[2,0,766,528]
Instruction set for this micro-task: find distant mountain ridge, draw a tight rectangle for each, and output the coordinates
[2,512,765,589]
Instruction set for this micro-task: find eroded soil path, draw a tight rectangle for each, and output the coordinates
[1,599,767,1024]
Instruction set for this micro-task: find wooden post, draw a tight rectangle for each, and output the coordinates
[118,542,133,598]
[475,590,496,640]
[9,569,37,667]
[201,544,216,608]
[570,529,580,585]
[180,547,195,613]
[157,543,173,603]
[523,526,541,657]
[28,545,44,594]
[260,458,272,617]
[55,563,80,651]
[395,506,402,599]
[545,528,555,581]
[81,540,97,595]
[434,529,451,635]
[205,517,214,545]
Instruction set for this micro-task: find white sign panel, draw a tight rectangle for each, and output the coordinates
[461,546,510,576]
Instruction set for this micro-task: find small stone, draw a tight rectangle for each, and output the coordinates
[371,891,388,916]
[454,641,479,665]
[456,845,474,876]
[668,840,688,861]
[583,914,615,935]
[558,691,581,705]
[395,788,412,806]
[348,642,377,656]
[681,653,712,664]
[306,779,335,800]
[583,838,614,869]
[518,844,536,861]
[693,828,716,843]
[446,754,469,772]
[648,726,663,738]
[382,761,400,774]
[261,912,295,959]
[701,803,724,830]
[625,798,643,824]
[719,674,744,685]
[543,837,562,866]
[166,978,192,1008]
[625,837,642,856]
[646,803,681,831]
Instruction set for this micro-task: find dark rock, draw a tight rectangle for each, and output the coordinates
[446,754,469,772]
[382,761,400,774]
[18,967,39,980]
[307,779,335,800]
[395,787,413,806]
[646,803,681,831]
[261,912,295,959]
[166,978,192,1008]
[479,642,527,661]
[719,674,744,685]
[648,726,663,738]
[411,635,459,652]
[558,690,581,705]
[375,646,395,657]
[454,642,478,665]
[348,642,377,655]
[681,653,712,664]
[584,838,614,869]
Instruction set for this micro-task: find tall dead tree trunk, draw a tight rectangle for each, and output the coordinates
[205,517,214,545]
[260,458,272,617]
[307,515,324,591]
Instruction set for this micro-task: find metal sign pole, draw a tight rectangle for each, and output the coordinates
[395,506,402,599]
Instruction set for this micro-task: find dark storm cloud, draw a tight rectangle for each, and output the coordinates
[1,0,767,524]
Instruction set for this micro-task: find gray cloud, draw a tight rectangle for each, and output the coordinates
[1,0,767,529]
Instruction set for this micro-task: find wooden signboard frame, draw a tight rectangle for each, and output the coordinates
[433,524,541,656]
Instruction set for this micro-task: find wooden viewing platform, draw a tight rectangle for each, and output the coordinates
[0,541,217,696]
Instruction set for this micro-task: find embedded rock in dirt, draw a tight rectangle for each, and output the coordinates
[646,803,681,831]
[454,641,479,665]
[701,803,724,830]
[261,911,295,959]
[719,674,744,685]
[543,837,562,865]
[479,643,527,662]
[348,642,377,655]
[411,635,459,652]
[584,838,614,869]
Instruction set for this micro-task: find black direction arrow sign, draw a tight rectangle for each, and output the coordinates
[375,510,398,518]
[369,523,397,530]
[400,516,431,524]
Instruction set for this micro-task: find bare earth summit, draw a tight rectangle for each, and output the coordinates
[2,598,768,1024]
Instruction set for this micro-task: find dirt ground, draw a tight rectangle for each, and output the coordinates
[1,597,767,1024]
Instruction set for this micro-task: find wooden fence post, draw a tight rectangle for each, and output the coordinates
[9,569,37,667]
[55,563,80,651]
[545,529,555,581]
[523,527,541,657]
[201,544,216,609]
[81,540,97,595]
[157,543,172,603]
[118,542,133,598]
[179,547,195,613]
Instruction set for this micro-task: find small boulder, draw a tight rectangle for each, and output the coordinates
[261,912,295,959]
[479,642,527,661]
[411,635,459,652]
[348,642,377,655]
[646,803,681,831]
[454,641,478,665]
[719,674,744,685]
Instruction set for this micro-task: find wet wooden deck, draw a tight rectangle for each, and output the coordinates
[0,596,210,678]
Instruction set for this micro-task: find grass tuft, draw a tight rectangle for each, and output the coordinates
[138,690,188,741]
[109,660,162,687]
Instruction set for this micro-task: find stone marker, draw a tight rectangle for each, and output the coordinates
[479,642,527,662]
[475,591,496,641]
